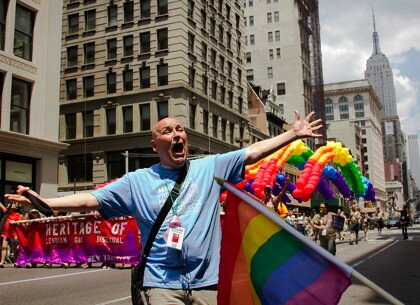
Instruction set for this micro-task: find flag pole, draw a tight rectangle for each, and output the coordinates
[216,177,404,305]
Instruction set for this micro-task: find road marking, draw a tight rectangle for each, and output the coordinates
[0,269,108,286]
[351,241,398,268]
[95,296,131,305]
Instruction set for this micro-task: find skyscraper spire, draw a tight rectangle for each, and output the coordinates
[372,5,381,55]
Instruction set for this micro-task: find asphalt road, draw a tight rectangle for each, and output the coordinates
[1,224,419,305]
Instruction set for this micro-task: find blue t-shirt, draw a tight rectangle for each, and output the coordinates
[92,149,245,289]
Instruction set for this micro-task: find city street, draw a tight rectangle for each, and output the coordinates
[0,224,419,305]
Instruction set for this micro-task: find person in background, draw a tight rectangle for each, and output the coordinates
[394,204,410,240]
[0,202,23,267]
[374,207,385,236]
[348,204,361,245]
[310,203,337,255]
[360,211,370,241]
[5,111,322,305]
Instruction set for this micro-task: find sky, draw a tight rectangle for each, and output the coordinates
[319,0,420,139]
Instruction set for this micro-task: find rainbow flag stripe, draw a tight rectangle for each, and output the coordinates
[218,194,351,305]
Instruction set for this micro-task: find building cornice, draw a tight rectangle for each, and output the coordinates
[0,131,68,154]
[0,53,38,75]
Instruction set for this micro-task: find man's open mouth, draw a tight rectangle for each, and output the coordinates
[172,142,184,155]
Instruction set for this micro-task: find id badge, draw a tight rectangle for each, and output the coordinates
[166,226,185,250]
[321,229,327,236]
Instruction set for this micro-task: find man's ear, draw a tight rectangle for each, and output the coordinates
[151,140,157,153]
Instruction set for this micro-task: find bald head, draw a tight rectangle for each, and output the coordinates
[152,117,184,140]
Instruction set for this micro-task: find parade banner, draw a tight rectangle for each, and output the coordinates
[14,215,141,266]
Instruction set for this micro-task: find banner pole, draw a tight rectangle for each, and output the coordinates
[216,177,404,305]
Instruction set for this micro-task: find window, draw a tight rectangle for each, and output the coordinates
[267,13,272,23]
[249,0,253,7]
[202,75,208,95]
[140,66,151,88]
[209,17,215,36]
[107,72,116,94]
[67,46,78,67]
[277,82,285,95]
[123,69,133,91]
[140,32,151,53]
[250,34,255,45]
[268,32,273,42]
[201,10,207,29]
[157,28,168,50]
[123,35,133,56]
[325,106,333,113]
[84,9,96,31]
[274,11,279,22]
[188,66,195,88]
[246,69,254,81]
[68,13,79,35]
[107,39,117,59]
[226,32,232,49]
[106,108,116,135]
[84,42,95,64]
[201,42,207,61]
[157,63,168,86]
[139,104,151,130]
[339,105,348,112]
[228,91,233,108]
[269,49,273,60]
[67,154,93,183]
[220,86,226,104]
[157,0,168,15]
[189,103,196,129]
[210,49,216,67]
[227,61,232,78]
[275,30,280,41]
[276,48,281,58]
[65,113,76,139]
[108,5,117,26]
[249,16,254,26]
[245,52,251,63]
[10,78,31,134]
[218,24,223,43]
[238,97,243,113]
[219,56,225,74]
[140,66,150,89]
[326,115,334,121]
[339,96,348,103]
[14,4,34,61]
[237,68,242,83]
[211,80,217,99]
[83,76,94,97]
[325,98,333,104]
[235,13,240,29]
[212,115,218,138]
[267,67,273,78]
[340,113,349,120]
[124,1,134,22]
[188,32,195,53]
[354,94,363,102]
[123,106,133,133]
[203,110,208,134]
[83,111,94,137]
[140,0,151,19]
[355,112,365,118]
[355,103,364,110]
[107,152,125,180]
[66,79,77,100]
[225,4,230,20]
[188,0,194,19]
[157,101,168,120]
[229,122,235,144]
[221,119,227,141]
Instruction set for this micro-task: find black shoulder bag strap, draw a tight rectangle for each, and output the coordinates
[131,161,189,305]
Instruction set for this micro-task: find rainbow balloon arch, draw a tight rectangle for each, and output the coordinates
[232,140,375,205]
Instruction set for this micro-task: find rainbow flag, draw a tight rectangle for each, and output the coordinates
[218,192,351,305]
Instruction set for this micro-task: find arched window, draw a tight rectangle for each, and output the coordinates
[325,98,333,105]
[354,94,363,102]
[338,96,348,103]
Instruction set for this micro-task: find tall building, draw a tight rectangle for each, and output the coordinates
[407,134,420,188]
[0,1,67,199]
[324,79,387,208]
[364,8,406,201]
[243,0,324,138]
[59,0,248,192]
